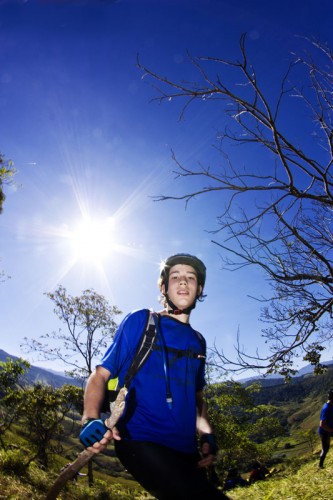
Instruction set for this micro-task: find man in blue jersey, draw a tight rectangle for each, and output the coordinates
[80,254,229,499]
[318,389,333,468]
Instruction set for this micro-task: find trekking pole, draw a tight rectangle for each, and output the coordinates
[45,387,128,500]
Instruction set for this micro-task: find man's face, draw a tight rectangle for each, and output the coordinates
[164,263,202,310]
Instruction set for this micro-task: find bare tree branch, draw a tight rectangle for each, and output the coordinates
[138,35,333,378]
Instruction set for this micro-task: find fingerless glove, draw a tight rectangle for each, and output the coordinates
[79,418,109,447]
[200,433,218,455]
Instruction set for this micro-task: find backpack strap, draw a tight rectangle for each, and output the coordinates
[102,311,157,413]
[102,312,205,413]
[124,311,157,388]
[151,329,206,360]
[151,344,206,359]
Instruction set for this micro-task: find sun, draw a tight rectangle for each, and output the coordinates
[69,216,116,264]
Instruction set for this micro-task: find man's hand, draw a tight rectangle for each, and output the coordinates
[88,427,121,454]
[80,418,116,454]
[197,433,218,468]
[86,428,114,454]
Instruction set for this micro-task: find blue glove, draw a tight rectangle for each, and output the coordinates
[79,418,109,447]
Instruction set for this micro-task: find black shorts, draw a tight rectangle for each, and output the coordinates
[114,440,228,500]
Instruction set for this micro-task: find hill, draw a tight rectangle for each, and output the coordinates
[0,349,81,388]
[240,360,333,388]
[2,346,332,408]
[250,365,333,405]
[2,346,332,403]
[1,348,333,498]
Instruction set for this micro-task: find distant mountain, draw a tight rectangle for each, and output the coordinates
[296,360,333,376]
[0,349,81,388]
[239,359,333,388]
[251,363,333,412]
[2,346,332,393]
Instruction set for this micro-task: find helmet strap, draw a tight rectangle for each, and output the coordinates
[165,294,197,316]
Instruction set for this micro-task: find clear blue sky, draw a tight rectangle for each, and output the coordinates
[1,0,332,378]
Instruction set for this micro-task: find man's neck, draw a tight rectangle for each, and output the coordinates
[160,309,190,324]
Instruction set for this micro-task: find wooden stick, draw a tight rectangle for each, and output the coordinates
[45,387,128,500]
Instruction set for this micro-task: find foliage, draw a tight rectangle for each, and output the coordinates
[0,358,83,459]
[12,383,82,469]
[1,376,81,468]
[229,455,333,499]
[0,357,30,392]
[0,448,29,476]
[22,285,121,382]
[0,152,16,214]
[205,381,286,470]
[0,456,147,499]
[0,357,30,447]
[297,429,318,453]
[138,36,333,378]
[0,152,16,282]
[0,368,331,498]
[21,286,121,485]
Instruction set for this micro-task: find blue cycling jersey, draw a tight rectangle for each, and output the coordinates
[319,402,333,434]
[98,309,206,453]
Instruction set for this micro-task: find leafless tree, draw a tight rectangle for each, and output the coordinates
[138,35,333,378]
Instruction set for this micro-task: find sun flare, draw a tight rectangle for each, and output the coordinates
[70,216,116,264]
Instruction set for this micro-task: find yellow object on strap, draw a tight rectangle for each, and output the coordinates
[107,378,118,391]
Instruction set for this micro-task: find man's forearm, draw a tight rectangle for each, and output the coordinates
[196,392,213,435]
[82,369,109,422]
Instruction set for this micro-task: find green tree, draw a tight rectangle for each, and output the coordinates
[205,381,285,471]
[0,359,84,469]
[297,428,318,453]
[23,285,121,383]
[0,357,29,392]
[17,383,82,469]
[22,286,121,484]
[0,357,30,449]
[0,153,16,282]
[0,153,16,214]
[138,36,333,378]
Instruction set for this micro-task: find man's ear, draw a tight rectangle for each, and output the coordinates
[197,285,202,297]
[161,283,166,295]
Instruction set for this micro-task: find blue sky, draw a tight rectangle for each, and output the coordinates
[1,0,333,378]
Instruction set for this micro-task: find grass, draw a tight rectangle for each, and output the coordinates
[0,458,148,499]
[0,412,331,499]
[226,450,333,499]
[1,444,333,499]
[0,433,145,500]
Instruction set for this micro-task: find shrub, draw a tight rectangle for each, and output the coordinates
[0,449,28,476]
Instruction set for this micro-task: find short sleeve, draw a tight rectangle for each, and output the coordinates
[98,309,149,386]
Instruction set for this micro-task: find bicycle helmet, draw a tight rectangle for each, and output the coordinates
[159,253,206,314]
